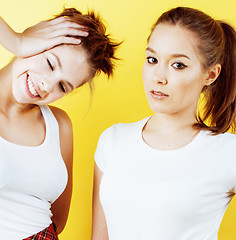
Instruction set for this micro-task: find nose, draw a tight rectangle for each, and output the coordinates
[38,77,54,94]
[157,77,168,85]
[153,65,168,85]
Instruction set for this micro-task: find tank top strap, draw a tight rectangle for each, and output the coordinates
[39,105,60,146]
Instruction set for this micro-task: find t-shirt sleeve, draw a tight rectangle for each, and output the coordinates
[94,127,113,173]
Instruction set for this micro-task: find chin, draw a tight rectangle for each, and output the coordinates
[150,106,174,115]
[12,92,30,105]
[12,92,23,104]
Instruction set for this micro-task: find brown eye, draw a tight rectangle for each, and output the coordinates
[147,57,158,64]
[172,62,187,69]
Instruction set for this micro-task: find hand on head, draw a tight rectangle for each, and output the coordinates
[14,16,89,58]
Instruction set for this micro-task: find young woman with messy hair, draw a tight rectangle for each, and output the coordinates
[0,7,119,240]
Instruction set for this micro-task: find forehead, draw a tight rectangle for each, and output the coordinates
[148,23,200,60]
[49,45,90,87]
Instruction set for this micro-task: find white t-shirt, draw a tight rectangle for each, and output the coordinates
[0,106,68,239]
[95,117,236,240]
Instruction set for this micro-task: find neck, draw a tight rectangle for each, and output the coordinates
[142,110,200,151]
[147,109,198,134]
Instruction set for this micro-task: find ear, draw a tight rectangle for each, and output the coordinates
[204,64,221,86]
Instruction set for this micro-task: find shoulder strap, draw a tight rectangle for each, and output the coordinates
[39,105,60,147]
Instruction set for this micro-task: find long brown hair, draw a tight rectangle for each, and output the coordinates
[149,7,236,134]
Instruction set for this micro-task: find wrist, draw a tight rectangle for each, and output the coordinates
[11,32,23,57]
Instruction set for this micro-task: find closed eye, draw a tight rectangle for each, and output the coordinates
[59,82,66,93]
[47,59,54,71]
[172,62,187,69]
[147,57,158,64]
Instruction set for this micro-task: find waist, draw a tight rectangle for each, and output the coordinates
[23,223,58,240]
[0,192,52,239]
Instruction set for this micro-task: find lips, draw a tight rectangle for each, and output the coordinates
[26,74,40,98]
[150,90,169,100]
[152,91,168,96]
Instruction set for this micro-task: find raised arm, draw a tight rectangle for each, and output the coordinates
[91,163,109,240]
[0,16,88,57]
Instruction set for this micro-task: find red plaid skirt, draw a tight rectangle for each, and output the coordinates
[23,223,58,240]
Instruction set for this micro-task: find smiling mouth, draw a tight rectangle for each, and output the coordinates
[26,74,40,97]
[152,91,169,96]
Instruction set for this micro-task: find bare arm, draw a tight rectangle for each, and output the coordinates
[91,163,109,240]
[49,106,73,234]
[0,16,88,57]
[0,17,19,54]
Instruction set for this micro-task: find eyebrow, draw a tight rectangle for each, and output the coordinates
[52,53,75,91]
[146,47,190,60]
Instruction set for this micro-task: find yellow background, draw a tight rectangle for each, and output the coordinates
[0,0,236,239]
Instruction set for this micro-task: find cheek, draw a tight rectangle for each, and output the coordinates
[171,68,203,91]
[14,56,47,76]
[30,58,48,73]
[173,77,203,103]
[176,79,192,91]
[142,66,152,87]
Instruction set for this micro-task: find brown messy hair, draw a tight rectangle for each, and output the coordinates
[149,7,236,134]
[54,7,120,79]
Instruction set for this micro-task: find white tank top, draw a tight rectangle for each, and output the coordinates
[0,106,68,240]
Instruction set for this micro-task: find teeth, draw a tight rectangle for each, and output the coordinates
[154,91,165,96]
[27,77,39,97]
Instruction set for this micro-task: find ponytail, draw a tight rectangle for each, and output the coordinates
[198,21,236,134]
[151,7,236,134]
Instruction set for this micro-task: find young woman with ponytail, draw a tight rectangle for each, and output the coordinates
[92,7,236,240]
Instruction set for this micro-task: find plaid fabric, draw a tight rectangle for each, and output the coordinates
[23,223,58,240]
